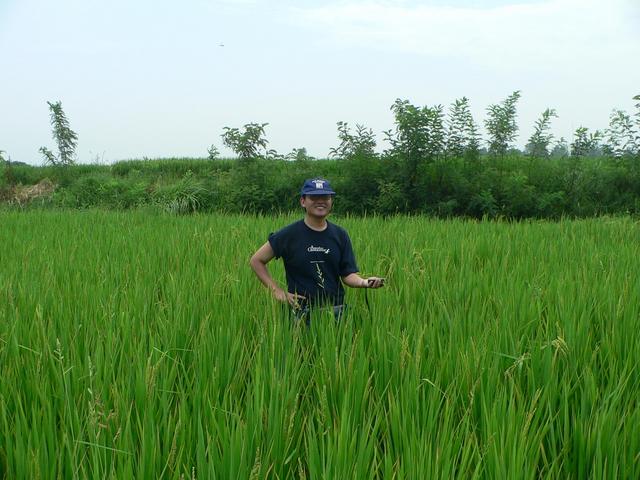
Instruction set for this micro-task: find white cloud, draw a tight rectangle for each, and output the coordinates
[292,0,640,71]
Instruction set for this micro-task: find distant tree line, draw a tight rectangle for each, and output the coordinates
[1,93,639,218]
[215,91,640,162]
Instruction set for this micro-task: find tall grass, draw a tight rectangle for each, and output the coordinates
[0,211,638,478]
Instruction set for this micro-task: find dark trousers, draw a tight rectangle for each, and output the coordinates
[290,304,347,326]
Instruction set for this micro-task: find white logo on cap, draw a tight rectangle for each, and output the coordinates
[314,180,324,189]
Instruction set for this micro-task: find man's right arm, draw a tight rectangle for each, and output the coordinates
[249,242,305,306]
[249,242,281,294]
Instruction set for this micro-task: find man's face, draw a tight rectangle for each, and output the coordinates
[301,194,333,218]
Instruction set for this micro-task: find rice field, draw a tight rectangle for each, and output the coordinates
[1,210,639,478]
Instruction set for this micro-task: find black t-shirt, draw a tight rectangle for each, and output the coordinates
[268,220,359,306]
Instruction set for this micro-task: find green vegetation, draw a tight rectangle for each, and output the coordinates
[485,90,522,157]
[3,153,640,219]
[525,108,557,158]
[2,92,639,217]
[0,211,638,478]
[39,100,78,167]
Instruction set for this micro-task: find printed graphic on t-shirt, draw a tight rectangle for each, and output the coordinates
[313,262,325,290]
[308,244,329,290]
[307,245,330,254]
[267,220,358,306]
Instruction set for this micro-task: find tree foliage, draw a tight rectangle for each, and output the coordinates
[446,97,480,161]
[207,144,220,160]
[526,108,558,158]
[286,147,315,162]
[571,127,602,157]
[550,137,569,158]
[386,99,445,160]
[329,122,377,159]
[39,101,78,166]
[604,108,639,159]
[485,91,521,157]
[39,147,57,165]
[634,95,640,157]
[384,99,445,205]
[221,123,274,161]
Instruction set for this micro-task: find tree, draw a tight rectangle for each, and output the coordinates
[286,147,315,162]
[602,95,640,159]
[385,99,445,161]
[446,98,467,159]
[329,122,377,159]
[384,99,445,208]
[329,122,380,214]
[570,127,602,157]
[465,114,481,163]
[221,123,274,161]
[446,97,480,161]
[634,94,640,158]
[485,90,521,157]
[525,108,557,158]
[207,144,220,160]
[603,110,636,158]
[550,137,569,158]
[634,95,640,156]
[39,100,78,166]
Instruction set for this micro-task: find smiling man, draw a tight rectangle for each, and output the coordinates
[250,178,384,324]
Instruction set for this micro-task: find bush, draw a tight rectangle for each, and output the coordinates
[500,171,537,218]
[55,174,149,209]
[468,190,498,219]
[334,153,382,215]
[153,171,209,214]
[375,180,406,215]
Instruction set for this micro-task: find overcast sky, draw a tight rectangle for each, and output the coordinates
[1,0,638,164]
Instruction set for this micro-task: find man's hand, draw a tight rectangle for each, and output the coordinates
[364,277,385,289]
[342,273,385,289]
[272,288,306,308]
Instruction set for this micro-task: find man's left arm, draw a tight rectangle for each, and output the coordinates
[338,228,385,289]
[341,273,385,289]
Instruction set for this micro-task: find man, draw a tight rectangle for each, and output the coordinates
[250,178,385,324]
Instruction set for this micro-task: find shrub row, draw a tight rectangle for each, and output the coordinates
[2,155,640,218]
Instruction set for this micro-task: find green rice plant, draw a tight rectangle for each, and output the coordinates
[0,211,638,478]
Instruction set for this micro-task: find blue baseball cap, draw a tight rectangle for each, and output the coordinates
[300,178,336,196]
